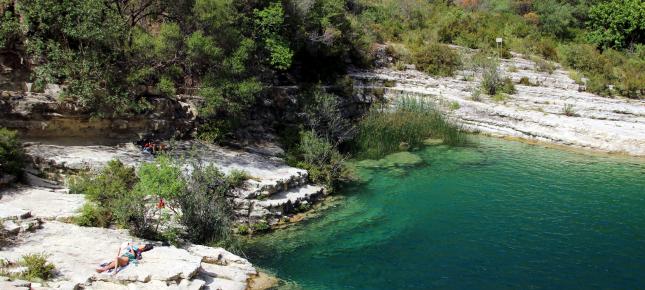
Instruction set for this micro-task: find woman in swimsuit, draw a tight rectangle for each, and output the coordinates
[95,243,154,273]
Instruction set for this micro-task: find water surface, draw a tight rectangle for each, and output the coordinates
[246,137,645,290]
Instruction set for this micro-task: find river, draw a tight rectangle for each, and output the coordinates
[245,136,645,290]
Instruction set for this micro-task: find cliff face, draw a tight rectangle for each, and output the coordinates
[0,91,199,142]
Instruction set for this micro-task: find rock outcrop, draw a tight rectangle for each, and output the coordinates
[0,185,273,290]
[0,92,199,142]
[24,140,324,226]
[350,53,645,156]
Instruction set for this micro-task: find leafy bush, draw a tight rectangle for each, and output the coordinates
[252,220,270,233]
[533,0,575,38]
[518,77,535,86]
[479,58,516,95]
[74,203,112,228]
[562,103,577,116]
[559,44,611,75]
[303,90,356,144]
[134,155,186,201]
[615,60,645,99]
[492,93,509,102]
[0,128,25,178]
[533,57,556,74]
[291,131,352,189]
[237,225,250,235]
[196,119,234,144]
[226,169,250,188]
[412,43,462,77]
[78,160,138,209]
[20,253,56,281]
[587,0,645,49]
[354,97,466,159]
[178,161,234,243]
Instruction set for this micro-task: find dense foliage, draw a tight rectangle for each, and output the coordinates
[0,0,642,125]
[0,128,25,178]
[72,156,242,244]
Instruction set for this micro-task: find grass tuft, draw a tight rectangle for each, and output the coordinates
[354,96,466,159]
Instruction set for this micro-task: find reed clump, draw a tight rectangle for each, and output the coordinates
[354,96,466,159]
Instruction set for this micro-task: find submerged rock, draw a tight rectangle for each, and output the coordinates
[423,138,444,146]
[380,151,424,167]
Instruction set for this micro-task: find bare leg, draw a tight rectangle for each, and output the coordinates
[96,257,129,273]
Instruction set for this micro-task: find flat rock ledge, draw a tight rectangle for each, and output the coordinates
[0,184,274,290]
[24,140,325,226]
[0,221,268,290]
[350,53,645,156]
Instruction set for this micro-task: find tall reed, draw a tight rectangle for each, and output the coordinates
[354,96,466,159]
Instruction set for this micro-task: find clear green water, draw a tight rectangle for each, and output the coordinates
[245,137,645,290]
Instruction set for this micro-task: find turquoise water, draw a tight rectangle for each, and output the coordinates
[245,137,645,290]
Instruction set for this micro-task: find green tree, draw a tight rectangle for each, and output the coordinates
[254,2,294,70]
[587,0,645,49]
[533,0,575,38]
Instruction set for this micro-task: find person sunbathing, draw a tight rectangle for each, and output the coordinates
[96,243,154,273]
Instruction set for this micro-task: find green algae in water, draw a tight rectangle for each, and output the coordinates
[246,136,645,290]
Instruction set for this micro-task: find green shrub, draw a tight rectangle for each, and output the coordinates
[533,0,575,38]
[303,90,356,144]
[179,160,235,244]
[74,203,112,228]
[226,169,250,188]
[79,160,138,208]
[354,97,466,159]
[586,75,612,97]
[196,119,234,144]
[134,155,186,200]
[237,225,250,235]
[587,0,645,49]
[157,76,177,97]
[559,44,611,75]
[67,173,91,194]
[290,131,352,189]
[492,93,509,102]
[252,220,270,233]
[562,103,577,116]
[449,101,460,110]
[479,58,516,95]
[0,128,25,178]
[533,57,556,74]
[518,77,535,86]
[525,36,559,61]
[615,60,645,99]
[20,253,55,281]
[412,43,461,77]
[471,89,482,101]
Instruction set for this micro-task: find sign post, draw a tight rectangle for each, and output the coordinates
[496,37,503,58]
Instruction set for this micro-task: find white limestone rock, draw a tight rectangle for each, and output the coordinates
[0,186,84,220]
[200,263,252,283]
[350,53,645,156]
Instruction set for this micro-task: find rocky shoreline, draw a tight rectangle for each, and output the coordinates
[351,53,645,156]
[1,138,323,289]
[0,184,277,290]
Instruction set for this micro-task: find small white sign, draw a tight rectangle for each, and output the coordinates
[496,38,503,43]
